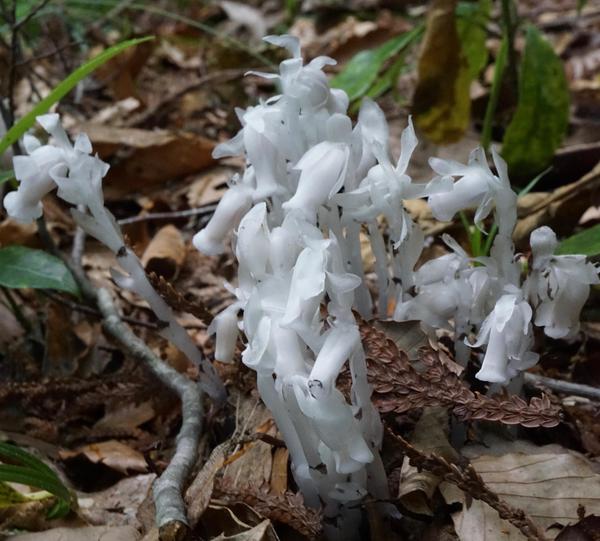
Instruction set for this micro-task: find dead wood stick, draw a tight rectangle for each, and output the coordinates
[37,218,202,540]
[524,372,600,401]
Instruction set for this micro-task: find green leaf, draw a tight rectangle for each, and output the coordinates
[457,0,491,79]
[501,25,569,177]
[0,442,73,517]
[0,465,70,503]
[413,0,472,144]
[557,224,600,257]
[0,36,153,156]
[330,26,423,102]
[0,170,14,185]
[0,442,59,478]
[0,246,79,295]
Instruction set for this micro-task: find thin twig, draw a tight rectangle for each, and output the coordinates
[15,40,82,67]
[13,0,51,30]
[117,204,217,226]
[41,290,159,330]
[524,372,600,402]
[1,286,32,333]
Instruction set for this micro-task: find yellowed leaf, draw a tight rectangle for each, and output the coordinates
[412,0,471,143]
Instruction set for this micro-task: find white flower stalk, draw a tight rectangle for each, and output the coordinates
[4,115,225,401]
[528,226,600,339]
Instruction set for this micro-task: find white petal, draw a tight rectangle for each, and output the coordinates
[263,34,301,58]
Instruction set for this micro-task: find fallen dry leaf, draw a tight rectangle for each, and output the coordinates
[221,400,276,491]
[201,502,279,541]
[77,473,155,528]
[412,0,471,143]
[60,441,148,475]
[93,40,154,101]
[185,440,232,525]
[440,443,600,540]
[141,225,186,280]
[93,401,155,434]
[269,448,288,495]
[80,124,216,197]
[398,407,458,516]
[555,514,600,540]
[185,167,232,208]
[213,519,274,541]
[10,525,141,541]
[514,160,600,244]
[0,218,38,248]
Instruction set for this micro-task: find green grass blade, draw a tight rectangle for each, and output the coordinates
[0,442,57,478]
[0,36,153,156]
[0,465,71,503]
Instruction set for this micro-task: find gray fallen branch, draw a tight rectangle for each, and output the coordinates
[37,218,203,538]
[524,372,600,401]
[97,288,202,535]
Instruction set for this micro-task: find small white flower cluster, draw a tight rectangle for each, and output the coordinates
[192,35,599,531]
[3,113,224,401]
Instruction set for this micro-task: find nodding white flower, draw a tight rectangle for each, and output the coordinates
[428,147,516,233]
[337,118,450,246]
[354,98,389,180]
[282,134,350,219]
[250,35,341,114]
[4,113,95,222]
[193,181,253,255]
[243,125,288,200]
[471,287,538,384]
[308,322,361,398]
[528,226,600,339]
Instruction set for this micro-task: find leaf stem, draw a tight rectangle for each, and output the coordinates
[481,36,508,150]
[1,286,31,333]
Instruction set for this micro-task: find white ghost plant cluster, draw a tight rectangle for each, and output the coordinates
[3,113,224,401]
[4,34,599,540]
[193,35,599,532]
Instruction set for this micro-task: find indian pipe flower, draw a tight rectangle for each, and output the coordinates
[471,286,538,384]
[4,113,95,222]
[528,226,600,339]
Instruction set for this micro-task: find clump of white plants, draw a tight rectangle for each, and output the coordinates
[192,35,599,537]
[4,34,599,540]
